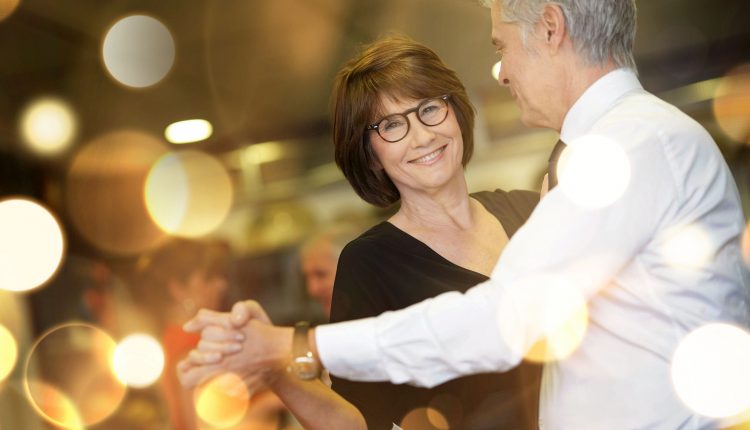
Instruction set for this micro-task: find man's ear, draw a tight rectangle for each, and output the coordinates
[540,3,566,52]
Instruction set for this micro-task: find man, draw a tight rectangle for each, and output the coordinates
[180,1,750,428]
[299,226,355,318]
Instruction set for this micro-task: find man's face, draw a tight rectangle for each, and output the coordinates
[491,2,558,129]
[301,243,337,317]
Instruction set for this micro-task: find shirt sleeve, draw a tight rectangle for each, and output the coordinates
[317,123,696,388]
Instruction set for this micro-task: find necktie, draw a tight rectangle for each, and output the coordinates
[547,139,567,190]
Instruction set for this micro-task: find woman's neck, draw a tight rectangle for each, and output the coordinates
[392,179,476,232]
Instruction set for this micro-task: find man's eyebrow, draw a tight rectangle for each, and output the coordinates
[491,37,504,48]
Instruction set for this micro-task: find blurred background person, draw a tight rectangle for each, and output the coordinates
[299,224,359,319]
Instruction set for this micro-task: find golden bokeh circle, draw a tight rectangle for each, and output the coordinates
[24,323,127,429]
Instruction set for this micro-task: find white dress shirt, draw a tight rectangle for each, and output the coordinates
[317,69,750,429]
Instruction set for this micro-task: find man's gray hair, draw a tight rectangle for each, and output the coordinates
[481,0,637,71]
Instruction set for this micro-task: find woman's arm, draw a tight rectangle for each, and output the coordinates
[270,374,366,430]
[179,303,365,430]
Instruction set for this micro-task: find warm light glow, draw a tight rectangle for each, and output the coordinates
[712,63,750,145]
[145,150,234,237]
[24,323,126,428]
[400,407,449,430]
[557,135,631,209]
[25,381,85,430]
[102,15,175,88]
[112,334,164,388]
[195,373,249,428]
[242,141,284,165]
[165,119,213,144]
[0,0,20,21]
[66,130,169,255]
[660,224,714,269]
[742,223,750,269]
[0,324,18,382]
[672,323,750,418]
[19,97,77,156]
[491,61,502,82]
[498,275,589,363]
[0,198,65,292]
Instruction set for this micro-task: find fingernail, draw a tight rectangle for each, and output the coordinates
[235,333,244,341]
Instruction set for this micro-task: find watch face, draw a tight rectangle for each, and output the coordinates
[292,356,320,380]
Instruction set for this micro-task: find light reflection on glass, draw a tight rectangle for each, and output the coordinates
[491,61,502,82]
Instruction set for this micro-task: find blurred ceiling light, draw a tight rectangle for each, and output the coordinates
[165,119,213,144]
[491,61,502,82]
[102,15,175,88]
[0,0,20,22]
[145,150,234,237]
[558,135,631,210]
[671,323,750,418]
[0,324,17,382]
[712,63,750,145]
[19,97,77,156]
[660,224,714,269]
[194,373,249,428]
[112,334,164,388]
[25,323,126,428]
[242,141,285,165]
[0,198,65,292]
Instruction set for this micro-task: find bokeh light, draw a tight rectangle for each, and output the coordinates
[112,334,164,388]
[0,324,18,382]
[18,96,77,156]
[491,61,502,82]
[165,119,213,144]
[400,407,449,430]
[0,0,20,21]
[557,135,631,209]
[24,323,127,428]
[498,275,589,363]
[660,224,714,269]
[712,63,750,145]
[66,130,169,255]
[145,150,234,238]
[428,393,463,428]
[194,373,249,428]
[101,15,175,88]
[671,323,750,418]
[0,198,65,292]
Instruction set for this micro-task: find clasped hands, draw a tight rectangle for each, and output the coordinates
[177,300,294,393]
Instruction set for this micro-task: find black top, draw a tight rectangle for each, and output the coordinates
[330,189,541,430]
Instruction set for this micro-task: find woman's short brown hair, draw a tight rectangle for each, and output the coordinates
[331,36,476,208]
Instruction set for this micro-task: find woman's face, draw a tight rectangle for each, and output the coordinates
[367,94,465,199]
[184,268,228,311]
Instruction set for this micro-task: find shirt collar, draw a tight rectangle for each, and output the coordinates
[560,68,642,142]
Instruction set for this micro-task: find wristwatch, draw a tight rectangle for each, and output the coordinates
[288,321,321,380]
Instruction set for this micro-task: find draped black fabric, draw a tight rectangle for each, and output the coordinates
[329,189,541,430]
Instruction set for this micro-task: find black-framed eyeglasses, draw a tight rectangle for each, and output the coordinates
[365,95,451,143]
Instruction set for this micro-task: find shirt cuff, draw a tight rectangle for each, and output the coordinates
[315,317,388,381]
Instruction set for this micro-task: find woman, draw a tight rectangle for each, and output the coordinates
[181,36,540,430]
